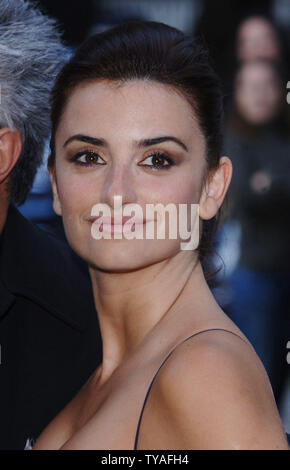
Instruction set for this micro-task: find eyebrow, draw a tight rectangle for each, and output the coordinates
[63,134,188,152]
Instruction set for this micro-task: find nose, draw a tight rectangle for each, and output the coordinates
[99,161,138,210]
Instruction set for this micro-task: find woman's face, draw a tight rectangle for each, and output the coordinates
[51,79,210,272]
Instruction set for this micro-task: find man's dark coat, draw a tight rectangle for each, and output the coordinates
[0,205,102,449]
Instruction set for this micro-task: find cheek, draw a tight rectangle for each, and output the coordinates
[143,168,203,207]
[56,170,102,216]
[141,171,202,240]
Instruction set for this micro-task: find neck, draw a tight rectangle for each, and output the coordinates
[89,252,216,378]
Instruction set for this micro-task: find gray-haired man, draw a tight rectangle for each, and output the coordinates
[0,0,101,449]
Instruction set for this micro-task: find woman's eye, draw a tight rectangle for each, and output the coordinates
[139,152,174,170]
[70,150,105,166]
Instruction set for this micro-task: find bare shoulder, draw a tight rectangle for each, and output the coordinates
[136,329,289,450]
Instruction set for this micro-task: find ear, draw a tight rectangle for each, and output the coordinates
[199,156,232,220]
[48,161,62,216]
[0,128,22,184]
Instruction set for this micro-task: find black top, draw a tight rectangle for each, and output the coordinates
[0,205,102,449]
[133,328,288,450]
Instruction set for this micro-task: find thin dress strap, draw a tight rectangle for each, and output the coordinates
[133,327,249,450]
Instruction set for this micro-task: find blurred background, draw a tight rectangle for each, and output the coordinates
[24,0,290,433]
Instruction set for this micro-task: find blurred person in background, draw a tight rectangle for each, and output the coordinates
[222,58,290,408]
[0,0,101,449]
[236,15,282,62]
[234,13,290,98]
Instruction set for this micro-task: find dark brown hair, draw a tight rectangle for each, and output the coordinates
[48,20,224,270]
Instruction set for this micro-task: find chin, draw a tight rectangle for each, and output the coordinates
[73,237,181,273]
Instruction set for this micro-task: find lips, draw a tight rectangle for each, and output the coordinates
[89,215,147,225]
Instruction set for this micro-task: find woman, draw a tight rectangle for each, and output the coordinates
[32,21,289,450]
